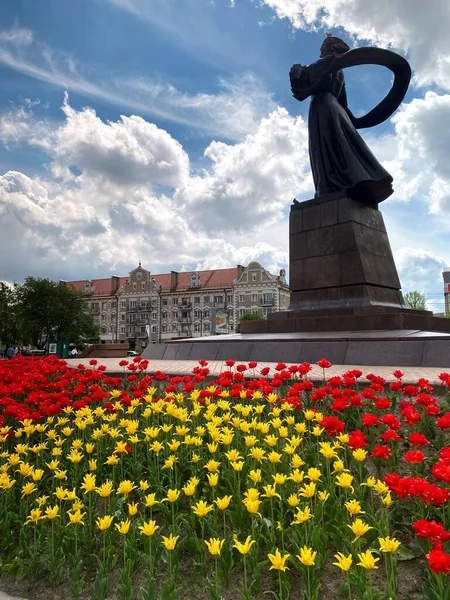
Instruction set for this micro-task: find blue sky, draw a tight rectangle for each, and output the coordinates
[0,0,449,311]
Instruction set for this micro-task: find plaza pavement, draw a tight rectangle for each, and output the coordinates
[65,358,449,387]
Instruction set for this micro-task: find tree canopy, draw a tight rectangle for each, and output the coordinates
[404,290,427,311]
[0,278,98,349]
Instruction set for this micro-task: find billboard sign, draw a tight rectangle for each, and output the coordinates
[215,310,228,335]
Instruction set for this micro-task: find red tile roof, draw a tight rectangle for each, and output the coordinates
[68,277,128,297]
[153,268,237,293]
[67,269,237,296]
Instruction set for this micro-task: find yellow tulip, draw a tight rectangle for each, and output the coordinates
[96,515,114,531]
[117,480,136,496]
[378,537,401,553]
[145,493,158,508]
[161,533,179,551]
[297,546,317,566]
[335,473,354,491]
[233,536,256,555]
[139,520,159,537]
[115,519,131,535]
[243,498,261,516]
[268,549,290,571]
[164,489,180,504]
[357,550,379,570]
[262,484,281,499]
[45,505,59,520]
[348,518,373,540]
[299,482,316,499]
[128,502,139,516]
[80,473,96,493]
[215,495,232,511]
[345,499,364,516]
[249,469,262,483]
[332,552,353,572]
[291,506,312,525]
[205,537,225,556]
[352,449,367,462]
[96,481,114,498]
[67,509,85,525]
[192,500,214,518]
[25,508,44,524]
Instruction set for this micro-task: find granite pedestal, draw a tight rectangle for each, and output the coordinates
[242,195,450,335]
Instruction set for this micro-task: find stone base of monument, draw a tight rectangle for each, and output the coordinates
[142,330,450,368]
[242,194,450,336]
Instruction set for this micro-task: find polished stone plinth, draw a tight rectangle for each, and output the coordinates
[142,330,450,368]
[241,195,450,335]
[288,194,404,311]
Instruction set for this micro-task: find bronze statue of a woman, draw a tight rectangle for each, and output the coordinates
[290,35,411,205]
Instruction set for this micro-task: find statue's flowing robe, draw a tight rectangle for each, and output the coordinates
[290,59,393,203]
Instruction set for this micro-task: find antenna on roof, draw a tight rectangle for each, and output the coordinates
[139,260,141,268]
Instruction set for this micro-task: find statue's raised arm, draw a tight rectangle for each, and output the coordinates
[290,35,411,204]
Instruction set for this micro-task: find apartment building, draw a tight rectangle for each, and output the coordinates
[443,268,450,316]
[68,262,290,348]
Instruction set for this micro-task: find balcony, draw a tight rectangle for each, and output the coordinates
[214,302,225,308]
[181,318,191,324]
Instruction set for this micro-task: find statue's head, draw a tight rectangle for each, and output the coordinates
[320,34,350,57]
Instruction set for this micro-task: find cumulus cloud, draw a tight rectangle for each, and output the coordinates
[176,107,310,232]
[260,0,450,91]
[394,247,447,311]
[0,98,296,282]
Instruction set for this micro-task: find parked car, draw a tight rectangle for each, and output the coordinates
[127,350,138,357]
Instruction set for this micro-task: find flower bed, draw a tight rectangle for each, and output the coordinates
[0,355,450,600]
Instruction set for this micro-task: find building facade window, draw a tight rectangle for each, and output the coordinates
[129,300,137,309]
[194,323,200,332]
[239,294,245,302]
[252,273,257,282]
[194,297,200,304]
[252,294,258,302]
[204,309,210,318]
[151,325,157,333]
[203,296,210,303]
[121,301,126,309]
[204,322,210,331]
[152,313,157,320]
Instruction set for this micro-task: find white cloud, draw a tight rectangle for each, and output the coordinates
[0,27,275,141]
[176,107,310,232]
[260,0,450,91]
[0,98,295,282]
[394,247,447,311]
[0,26,33,46]
[54,95,190,188]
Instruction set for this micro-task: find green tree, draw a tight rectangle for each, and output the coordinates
[15,277,98,349]
[235,312,264,333]
[404,290,427,311]
[0,282,20,347]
